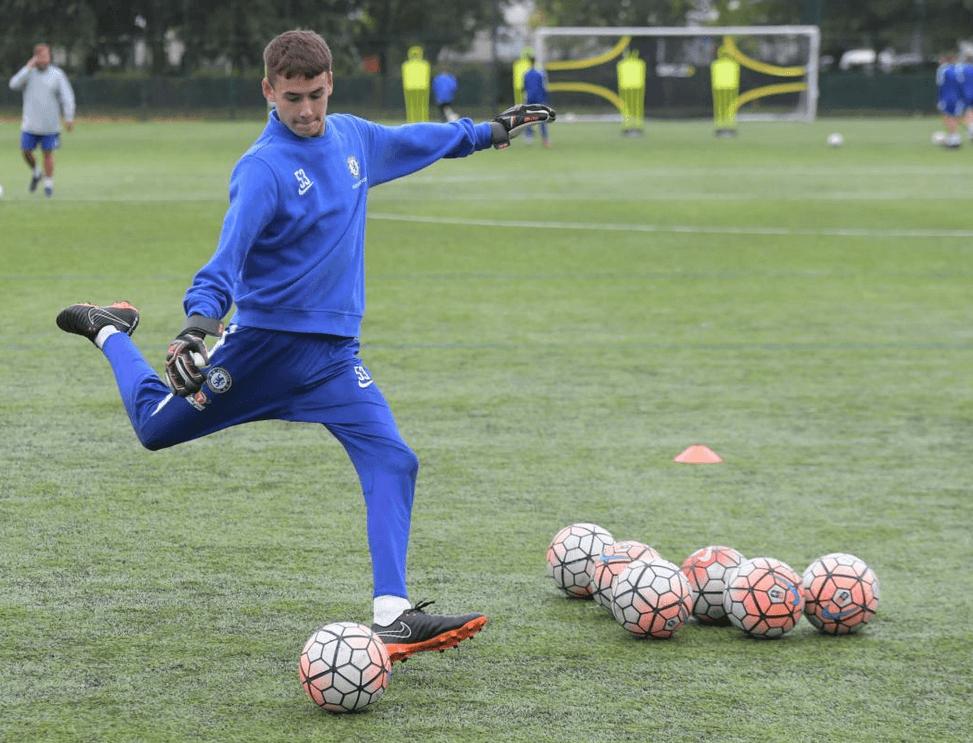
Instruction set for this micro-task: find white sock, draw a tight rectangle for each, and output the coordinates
[373,595,411,627]
[33,167,41,177]
[44,177,53,189]
[94,326,118,349]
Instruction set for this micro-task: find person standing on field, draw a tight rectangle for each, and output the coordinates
[8,43,75,197]
[522,56,551,148]
[56,30,554,664]
[936,53,964,149]
[432,67,459,122]
[961,55,973,139]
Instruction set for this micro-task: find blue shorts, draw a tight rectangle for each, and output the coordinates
[938,97,965,117]
[21,132,61,151]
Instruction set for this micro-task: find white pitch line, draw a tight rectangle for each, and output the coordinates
[408,166,973,182]
[368,213,973,239]
[375,191,973,202]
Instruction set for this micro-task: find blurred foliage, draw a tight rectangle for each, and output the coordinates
[535,0,973,61]
[2,0,972,79]
[0,0,506,76]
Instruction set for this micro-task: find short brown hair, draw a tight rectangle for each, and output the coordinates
[264,30,332,85]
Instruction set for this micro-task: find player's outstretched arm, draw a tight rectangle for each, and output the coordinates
[165,315,223,396]
[490,103,556,149]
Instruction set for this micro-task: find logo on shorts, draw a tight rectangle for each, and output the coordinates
[186,390,211,412]
[354,364,374,388]
[207,367,233,393]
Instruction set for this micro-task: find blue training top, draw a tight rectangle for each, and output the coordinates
[432,73,458,105]
[184,110,494,337]
[523,67,548,104]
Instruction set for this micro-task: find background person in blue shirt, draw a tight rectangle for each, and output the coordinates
[936,53,964,148]
[432,67,459,122]
[522,56,551,148]
[56,29,554,665]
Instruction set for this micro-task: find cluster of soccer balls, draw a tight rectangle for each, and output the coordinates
[546,522,880,640]
[298,621,392,713]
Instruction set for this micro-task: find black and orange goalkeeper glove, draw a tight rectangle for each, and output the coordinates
[490,104,556,149]
[164,315,223,397]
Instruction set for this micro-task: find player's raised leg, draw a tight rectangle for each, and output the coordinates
[56,301,189,447]
[56,301,229,451]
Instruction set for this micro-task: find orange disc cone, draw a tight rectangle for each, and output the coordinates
[674,445,723,464]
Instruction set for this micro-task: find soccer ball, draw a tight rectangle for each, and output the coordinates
[611,558,694,639]
[680,545,746,625]
[723,557,804,639]
[0,183,4,199]
[590,540,661,610]
[299,622,392,713]
[546,522,614,598]
[802,552,880,634]
[932,131,947,146]
[827,132,843,147]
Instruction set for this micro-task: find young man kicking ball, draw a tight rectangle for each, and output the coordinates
[57,29,553,663]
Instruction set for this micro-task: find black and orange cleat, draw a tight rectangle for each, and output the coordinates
[372,600,487,663]
[56,301,140,344]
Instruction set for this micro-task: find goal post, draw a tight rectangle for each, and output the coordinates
[534,25,820,124]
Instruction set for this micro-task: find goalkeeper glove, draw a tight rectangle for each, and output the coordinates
[165,315,223,397]
[490,104,556,149]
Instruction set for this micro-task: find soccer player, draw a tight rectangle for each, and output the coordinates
[56,29,554,664]
[8,43,75,197]
[432,67,459,122]
[961,55,973,139]
[935,53,964,149]
[522,56,551,148]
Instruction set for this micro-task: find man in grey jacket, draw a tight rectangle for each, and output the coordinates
[9,43,75,197]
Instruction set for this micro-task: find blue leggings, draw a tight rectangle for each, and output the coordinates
[525,93,549,140]
[102,325,416,599]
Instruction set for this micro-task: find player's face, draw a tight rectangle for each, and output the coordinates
[35,46,51,70]
[263,71,333,138]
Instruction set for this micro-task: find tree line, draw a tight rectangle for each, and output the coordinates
[2,0,970,77]
[0,0,499,76]
[536,0,973,62]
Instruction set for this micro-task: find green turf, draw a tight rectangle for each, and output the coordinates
[1,115,972,743]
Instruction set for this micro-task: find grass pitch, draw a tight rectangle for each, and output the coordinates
[1,115,972,743]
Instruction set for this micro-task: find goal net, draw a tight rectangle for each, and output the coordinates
[534,26,820,123]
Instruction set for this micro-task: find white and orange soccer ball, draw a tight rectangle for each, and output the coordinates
[611,558,694,639]
[590,540,661,610]
[546,522,614,598]
[681,545,746,625]
[299,622,392,713]
[802,552,880,634]
[723,557,804,639]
